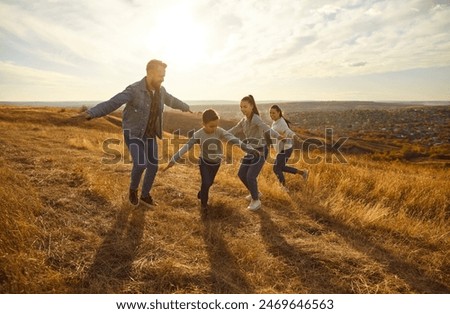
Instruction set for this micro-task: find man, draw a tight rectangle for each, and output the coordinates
[75,59,192,207]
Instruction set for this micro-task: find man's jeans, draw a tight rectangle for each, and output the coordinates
[124,131,158,197]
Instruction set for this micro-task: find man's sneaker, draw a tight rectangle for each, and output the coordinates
[301,169,309,181]
[245,192,262,201]
[129,189,139,206]
[247,199,261,211]
[140,194,157,207]
[280,184,289,192]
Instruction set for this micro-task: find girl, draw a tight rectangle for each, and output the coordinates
[164,109,258,211]
[269,105,308,190]
[228,95,283,211]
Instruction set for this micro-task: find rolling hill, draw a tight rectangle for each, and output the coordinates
[0,105,449,293]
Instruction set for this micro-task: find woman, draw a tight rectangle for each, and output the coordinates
[269,105,308,190]
[228,95,282,211]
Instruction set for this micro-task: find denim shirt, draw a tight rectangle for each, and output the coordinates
[86,77,190,139]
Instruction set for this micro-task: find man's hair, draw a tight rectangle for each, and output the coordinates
[202,109,220,124]
[146,59,167,73]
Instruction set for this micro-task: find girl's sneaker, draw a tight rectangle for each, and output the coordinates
[301,170,309,181]
[247,199,261,211]
[245,192,262,201]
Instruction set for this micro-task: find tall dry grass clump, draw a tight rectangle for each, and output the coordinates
[0,157,66,293]
[303,156,449,234]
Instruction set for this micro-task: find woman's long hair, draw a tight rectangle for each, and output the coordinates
[270,104,291,128]
[241,95,259,121]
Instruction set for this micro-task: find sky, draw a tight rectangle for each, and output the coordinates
[0,0,449,102]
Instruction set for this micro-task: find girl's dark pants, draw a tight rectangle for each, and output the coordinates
[273,147,298,185]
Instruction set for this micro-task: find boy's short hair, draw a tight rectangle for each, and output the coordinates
[202,109,220,124]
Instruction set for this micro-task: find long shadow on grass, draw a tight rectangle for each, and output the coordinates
[257,209,352,293]
[201,205,254,293]
[291,196,450,293]
[75,206,145,293]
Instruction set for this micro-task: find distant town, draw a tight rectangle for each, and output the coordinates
[289,106,449,148]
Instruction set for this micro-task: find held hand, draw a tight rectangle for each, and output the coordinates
[279,131,286,140]
[249,149,261,158]
[162,161,175,172]
[68,112,91,123]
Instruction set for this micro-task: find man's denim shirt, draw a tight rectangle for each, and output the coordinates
[87,77,190,139]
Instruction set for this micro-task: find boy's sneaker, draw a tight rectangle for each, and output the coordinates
[302,170,309,181]
[247,199,261,211]
[245,192,262,201]
[200,204,208,219]
[140,194,157,207]
[280,184,289,192]
[129,189,139,206]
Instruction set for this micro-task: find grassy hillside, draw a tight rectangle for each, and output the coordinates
[0,106,449,293]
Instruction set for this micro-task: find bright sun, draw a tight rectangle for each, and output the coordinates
[149,5,208,68]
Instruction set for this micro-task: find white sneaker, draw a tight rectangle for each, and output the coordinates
[280,185,289,192]
[302,170,309,181]
[247,199,261,211]
[245,192,262,201]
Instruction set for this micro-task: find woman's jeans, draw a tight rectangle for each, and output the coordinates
[238,146,268,200]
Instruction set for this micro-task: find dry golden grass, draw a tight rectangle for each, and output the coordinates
[0,105,448,294]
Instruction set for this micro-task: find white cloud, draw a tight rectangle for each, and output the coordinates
[0,0,449,101]
[0,61,76,84]
[182,0,450,82]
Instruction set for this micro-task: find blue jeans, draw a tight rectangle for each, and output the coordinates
[238,146,268,200]
[273,147,298,185]
[198,158,221,206]
[124,131,158,197]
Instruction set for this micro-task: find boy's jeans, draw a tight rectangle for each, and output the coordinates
[198,158,221,206]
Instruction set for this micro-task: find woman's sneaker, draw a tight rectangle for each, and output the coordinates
[247,199,261,211]
[245,192,262,201]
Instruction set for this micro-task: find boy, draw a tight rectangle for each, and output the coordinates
[164,109,259,211]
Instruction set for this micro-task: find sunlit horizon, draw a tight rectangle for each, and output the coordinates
[1,0,449,102]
